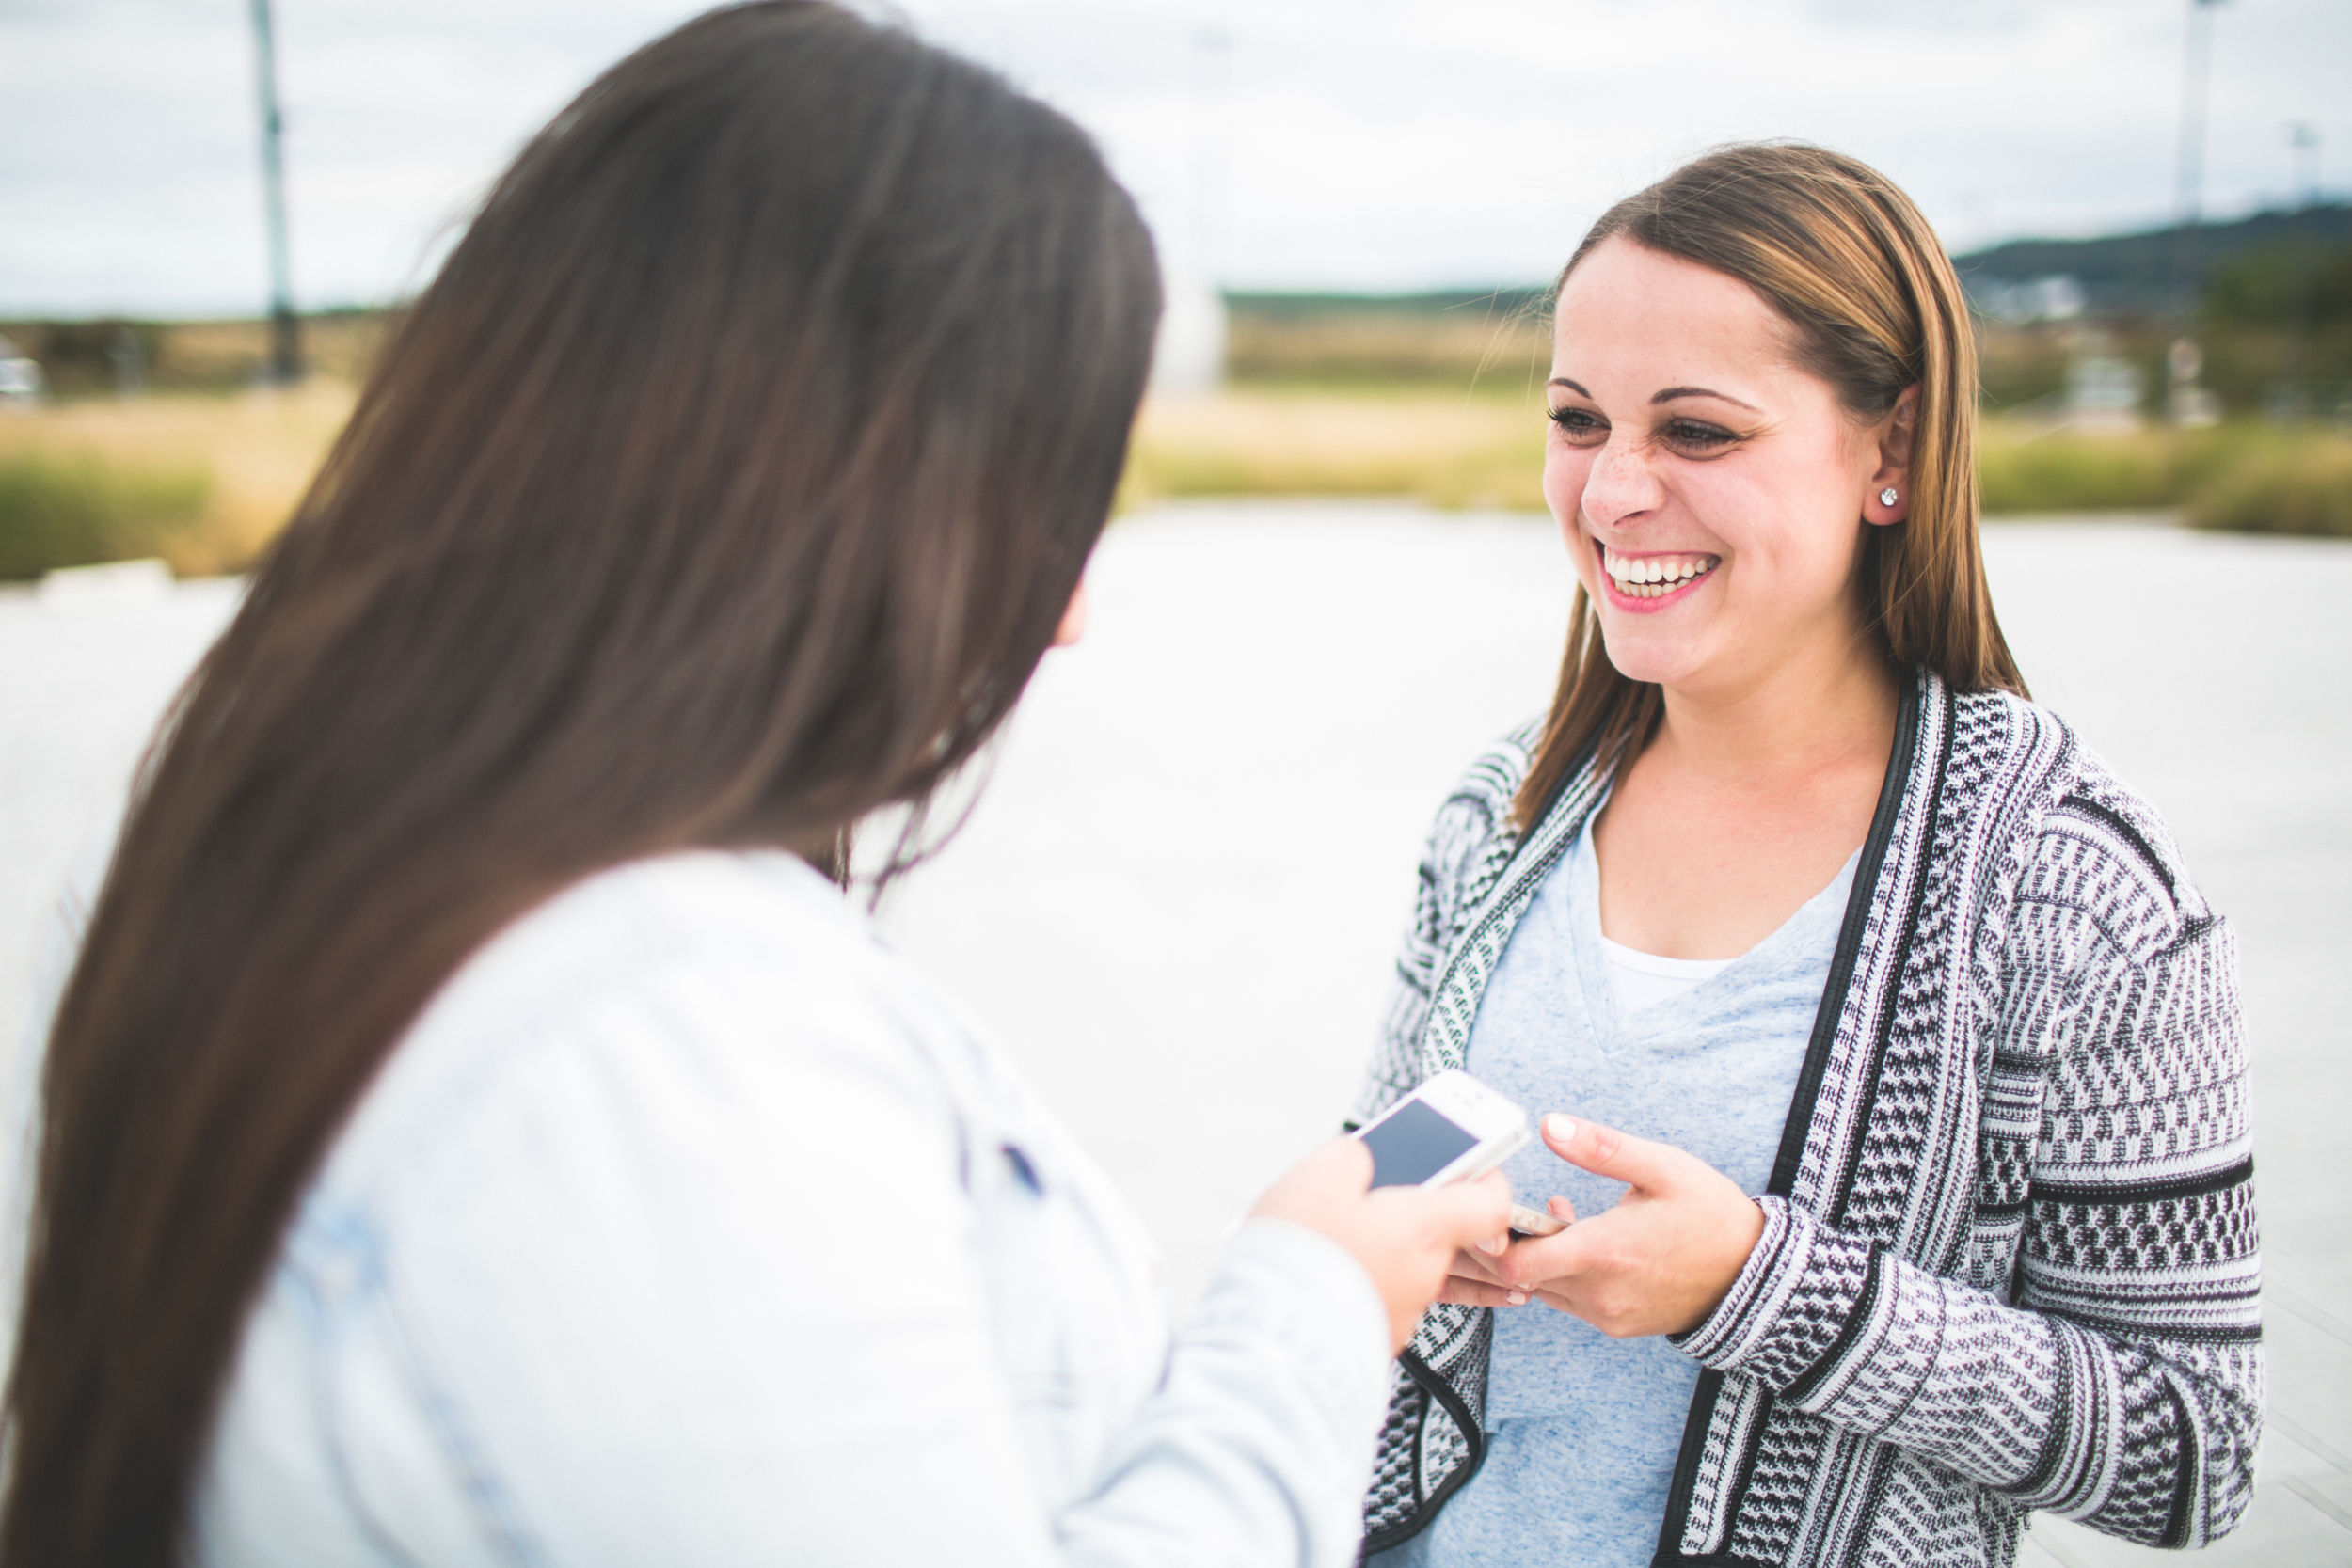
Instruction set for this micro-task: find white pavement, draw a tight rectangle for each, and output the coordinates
[2,506,2345,1564]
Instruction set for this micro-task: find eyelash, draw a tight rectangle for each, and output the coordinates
[1546,408,1741,453]
[1662,420,1738,450]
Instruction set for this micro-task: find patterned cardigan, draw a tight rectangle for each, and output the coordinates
[1353,670,2262,1566]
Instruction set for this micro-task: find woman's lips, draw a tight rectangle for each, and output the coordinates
[1597,541,1719,610]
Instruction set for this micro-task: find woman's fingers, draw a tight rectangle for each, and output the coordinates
[1428,1168,1516,1257]
[1438,1275,1529,1307]
[1368,1172,1511,1259]
[1484,1216,1596,1297]
[1538,1112,1687,1192]
[1252,1146,1515,1352]
[1366,1167,1511,1247]
[1449,1246,1506,1285]
[1492,1146,1770,1337]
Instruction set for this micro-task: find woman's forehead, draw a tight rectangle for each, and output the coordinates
[1552,240,1799,393]
[1557,239,1779,339]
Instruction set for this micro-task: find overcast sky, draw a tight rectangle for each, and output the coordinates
[2,0,2347,316]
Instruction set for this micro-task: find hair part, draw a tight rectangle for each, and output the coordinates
[1514,140,2025,829]
[2,6,1159,1562]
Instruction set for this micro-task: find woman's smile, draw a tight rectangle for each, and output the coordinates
[1596,541,1720,608]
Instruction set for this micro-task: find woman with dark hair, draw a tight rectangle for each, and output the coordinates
[1359,144,2259,1567]
[0,7,1510,1564]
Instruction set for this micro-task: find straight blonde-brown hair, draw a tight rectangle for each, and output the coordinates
[1513,141,2026,831]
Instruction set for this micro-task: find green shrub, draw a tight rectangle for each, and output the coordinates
[1978,429,2191,512]
[0,451,213,581]
[2186,438,2352,536]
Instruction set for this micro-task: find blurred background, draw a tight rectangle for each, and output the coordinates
[2,3,2347,1565]
[3,0,2351,566]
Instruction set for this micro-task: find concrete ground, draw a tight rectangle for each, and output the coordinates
[2,507,2344,1563]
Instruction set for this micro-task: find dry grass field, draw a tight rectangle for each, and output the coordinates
[0,384,354,578]
[3,372,2346,582]
[1223,296,1549,387]
[1129,392,2352,534]
[1125,387,1548,512]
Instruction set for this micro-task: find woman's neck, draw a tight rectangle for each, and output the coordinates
[1597,626,1900,958]
[1648,625,1899,786]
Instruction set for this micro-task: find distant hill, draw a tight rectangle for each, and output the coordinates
[1951,204,2352,315]
[1224,206,2352,326]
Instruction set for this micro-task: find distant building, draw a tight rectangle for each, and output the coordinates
[0,334,46,408]
[2064,355,2146,432]
[1978,275,2086,325]
[1151,271,1226,395]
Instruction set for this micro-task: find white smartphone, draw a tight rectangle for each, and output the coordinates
[1353,1069,1531,1190]
[1509,1201,1567,1238]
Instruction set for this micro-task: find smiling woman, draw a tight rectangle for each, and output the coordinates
[1357,144,2260,1568]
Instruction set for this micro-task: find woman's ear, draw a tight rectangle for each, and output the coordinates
[1052,578,1090,648]
[1865,384,1921,527]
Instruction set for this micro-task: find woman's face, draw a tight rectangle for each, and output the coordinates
[1543,235,1907,700]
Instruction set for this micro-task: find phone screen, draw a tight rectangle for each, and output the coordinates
[1361,1098,1481,1187]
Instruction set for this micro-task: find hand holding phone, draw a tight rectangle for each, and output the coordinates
[1352,1069,1532,1189]
[1352,1072,1565,1236]
[1249,1132,1514,1353]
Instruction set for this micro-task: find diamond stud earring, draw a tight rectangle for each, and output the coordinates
[1879,487,1899,507]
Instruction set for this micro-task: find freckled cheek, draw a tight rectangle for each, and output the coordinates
[1542,447,1593,546]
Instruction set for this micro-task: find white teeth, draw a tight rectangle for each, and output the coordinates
[1602,546,1715,594]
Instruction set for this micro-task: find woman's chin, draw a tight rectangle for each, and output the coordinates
[1596,619,1711,690]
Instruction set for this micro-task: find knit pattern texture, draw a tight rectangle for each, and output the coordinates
[1355,672,2262,1566]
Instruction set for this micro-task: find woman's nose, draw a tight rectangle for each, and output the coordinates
[1580,437,1662,531]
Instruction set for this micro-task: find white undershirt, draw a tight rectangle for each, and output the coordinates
[1597,935,1734,1015]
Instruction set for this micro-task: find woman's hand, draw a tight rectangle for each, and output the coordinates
[1473,1114,1765,1338]
[1251,1138,1516,1353]
[1438,1197,1574,1307]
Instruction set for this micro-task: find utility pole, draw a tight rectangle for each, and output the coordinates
[250,0,301,385]
[1190,24,1233,289]
[2285,121,2320,210]
[2168,0,2228,426]
[2169,0,2228,308]
[2280,122,2321,414]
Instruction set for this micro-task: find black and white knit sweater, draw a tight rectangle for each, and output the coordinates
[1354,669,2261,1566]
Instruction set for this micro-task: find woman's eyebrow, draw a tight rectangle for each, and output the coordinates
[1653,385,1762,412]
[1546,378,1762,416]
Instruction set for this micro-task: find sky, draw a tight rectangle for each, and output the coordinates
[1,0,2347,317]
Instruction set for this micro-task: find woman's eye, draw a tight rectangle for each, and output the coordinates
[1548,406,1606,442]
[1661,420,1738,451]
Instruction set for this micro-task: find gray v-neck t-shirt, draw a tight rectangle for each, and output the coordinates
[1379,815,1856,1568]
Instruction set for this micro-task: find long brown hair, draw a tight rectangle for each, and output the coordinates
[1514,142,2025,829]
[3,7,1159,1561]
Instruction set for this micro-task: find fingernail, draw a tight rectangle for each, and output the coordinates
[1477,1234,1507,1256]
[1545,1114,1577,1143]
[1506,1291,1528,1306]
